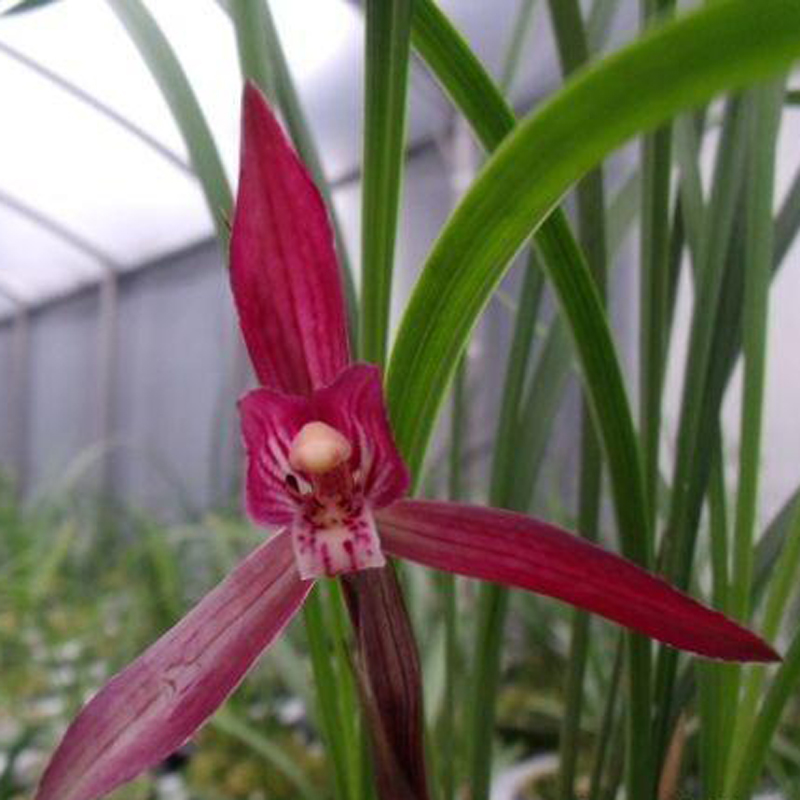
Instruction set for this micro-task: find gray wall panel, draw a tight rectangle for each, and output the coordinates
[112,241,235,517]
[27,291,98,491]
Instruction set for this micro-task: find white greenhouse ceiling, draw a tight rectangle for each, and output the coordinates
[0,0,578,315]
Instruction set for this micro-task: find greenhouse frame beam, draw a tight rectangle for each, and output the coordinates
[0,40,193,175]
[0,186,122,275]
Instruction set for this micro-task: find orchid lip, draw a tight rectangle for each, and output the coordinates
[287,429,386,579]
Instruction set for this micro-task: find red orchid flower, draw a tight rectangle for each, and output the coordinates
[36,83,778,800]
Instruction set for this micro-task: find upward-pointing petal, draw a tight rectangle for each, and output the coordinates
[378,500,779,663]
[231,82,350,396]
[36,531,311,800]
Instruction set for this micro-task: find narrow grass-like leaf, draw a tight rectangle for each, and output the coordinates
[2,0,59,15]
[511,317,572,512]
[588,637,624,800]
[468,259,544,800]
[730,79,784,622]
[672,113,706,262]
[652,97,750,762]
[775,161,800,265]
[411,0,650,564]
[727,497,800,787]
[498,0,537,94]
[395,0,800,536]
[225,0,275,99]
[489,263,545,509]
[545,3,615,795]
[728,630,800,800]
[606,169,640,258]
[411,0,515,149]
[639,0,675,524]
[402,15,800,794]
[586,0,621,55]
[663,97,748,586]
[697,431,731,795]
[753,487,800,600]
[106,0,232,245]
[360,0,414,366]
[713,86,784,793]
[406,8,800,796]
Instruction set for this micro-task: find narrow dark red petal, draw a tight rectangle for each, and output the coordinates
[341,568,430,800]
[314,364,410,509]
[239,387,312,526]
[36,532,312,800]
[378,500,780,663]
[230,82,350,395]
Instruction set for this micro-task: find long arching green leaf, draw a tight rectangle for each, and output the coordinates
[409,0,649,568]
[106,0,232,246]
[389,0,800,490]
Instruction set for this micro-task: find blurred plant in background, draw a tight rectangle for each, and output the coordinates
[3,0,800,799]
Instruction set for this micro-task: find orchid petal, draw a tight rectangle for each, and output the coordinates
[231,82,350,396]
[378,500,779,662]
[342,569,430,800]
[240,388,312,526]
[315,364,409,508]
[36,532,312,800]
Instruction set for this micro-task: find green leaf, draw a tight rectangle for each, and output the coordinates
[468,257,545,800]
[390,0,800,486]
[106,0,232,247]
[302,590,354,800]
[360,0,415,366]
[1,0,60,15]
[411,0,515,151]
[409,0,649,570]
[727,629,800,800]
